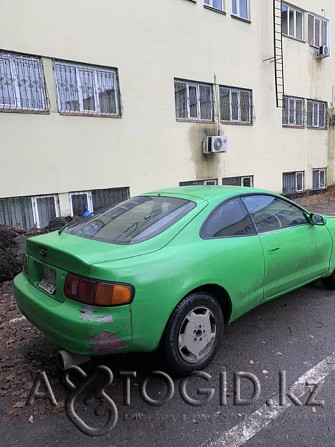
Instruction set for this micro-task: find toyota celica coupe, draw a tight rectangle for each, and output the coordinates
[13,186,335,374]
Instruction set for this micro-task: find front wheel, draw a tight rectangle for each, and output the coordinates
[163,292,224,375]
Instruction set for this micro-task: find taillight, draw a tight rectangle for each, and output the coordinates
[64,274,133,306]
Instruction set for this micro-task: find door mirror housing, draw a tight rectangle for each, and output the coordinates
[310,213,326,225]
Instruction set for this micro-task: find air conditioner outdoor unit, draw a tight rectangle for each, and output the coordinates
[316,45,330,58]
[204,136,227,154]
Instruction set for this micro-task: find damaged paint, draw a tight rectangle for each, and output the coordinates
[88,330,128,355]
[80,306,114,323]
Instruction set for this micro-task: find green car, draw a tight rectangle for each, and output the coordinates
[13,186,335,374]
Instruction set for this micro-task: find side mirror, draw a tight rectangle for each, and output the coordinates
[310,213,326,225]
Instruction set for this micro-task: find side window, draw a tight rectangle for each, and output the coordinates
[202,198,256,238]
[241,195,308,234]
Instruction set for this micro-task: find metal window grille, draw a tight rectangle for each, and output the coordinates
[0,51,47,111]
[282,96,304,126]
[222,176,253,187]
[282,171,304,194]
[0,196,34,229]
[307,100,327,128]
[219,86,252,124]
[179,179,218,186]
[92,187,130,211]
[54,61,121,116]
[313,169,326,190]
[175,80,213,121]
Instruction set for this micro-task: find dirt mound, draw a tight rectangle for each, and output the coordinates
[0,226,44,283]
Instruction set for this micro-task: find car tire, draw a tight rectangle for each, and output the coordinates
[163,292,224,375]
[322,271,335,289]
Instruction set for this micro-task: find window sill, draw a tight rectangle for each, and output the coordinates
[176,118,215,124]
[282,124,305,129]
[203,5,226,15]
[283,34,305,44]
[307,126,327,130]
[59,112,122,118]
[0,108,49,115]
[186,0,196,2]
[231,14,251,24]
[221,120,253,126]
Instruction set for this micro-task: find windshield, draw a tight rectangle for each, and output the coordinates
[64,196,196,244]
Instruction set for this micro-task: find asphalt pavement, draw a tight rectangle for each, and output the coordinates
[0,279,334,447]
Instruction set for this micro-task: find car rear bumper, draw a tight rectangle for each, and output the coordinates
[13,273,132,356]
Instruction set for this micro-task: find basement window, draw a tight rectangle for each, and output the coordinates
[222,176,254,187]
[313,169,326,190]
[282,171,304,194]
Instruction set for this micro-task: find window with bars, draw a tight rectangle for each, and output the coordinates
[179,179,218,186]
[313,169,326,190]
[282,4,303,40]
[203,0,224,12]
[308,13,329,48]
[222,176,253,187]
[219,86,252,124]
[174,79,213,121]
[307,100,327,128]
[282,171,304,194]
[0,51,48,112]
[231,0,249,20]
[282,96,304,127]
[54,61,121,116]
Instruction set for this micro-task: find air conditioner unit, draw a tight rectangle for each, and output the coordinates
[316,45,330,58]
[204,136,227,154]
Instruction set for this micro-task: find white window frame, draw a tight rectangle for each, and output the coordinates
[0,52,47,111]
[313,168,326,190]
[219,86,252,124]
[307,100,327,128]
[54,61,120,116]
[175,79,213,122]
[69,191,93,217]
[282,96,304,127]
[308,13,330,48]
[281,4,303,40]
[295,172,304,192]
[241,176,253,187]
[203,0,224,11]
[231,0,249,20]
[31,195,60,228]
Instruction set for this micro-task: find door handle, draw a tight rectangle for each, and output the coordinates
[267,246,280,254]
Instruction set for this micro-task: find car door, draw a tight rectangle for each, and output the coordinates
[201,197,265,318]
[241,194,332,300]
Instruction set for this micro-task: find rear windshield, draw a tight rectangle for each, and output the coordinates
[64,196,196,244]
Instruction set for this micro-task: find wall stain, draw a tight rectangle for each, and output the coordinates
[188,124,221,180]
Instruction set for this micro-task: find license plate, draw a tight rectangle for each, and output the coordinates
[39,266,56,295]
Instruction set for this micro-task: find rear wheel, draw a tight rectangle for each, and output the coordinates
[163,292,224,375]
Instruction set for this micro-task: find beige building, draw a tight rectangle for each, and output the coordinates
[0,0,334,228]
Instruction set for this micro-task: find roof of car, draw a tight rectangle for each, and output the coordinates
[144,185,272,201]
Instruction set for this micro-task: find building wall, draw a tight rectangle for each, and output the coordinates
[0,0,334,223]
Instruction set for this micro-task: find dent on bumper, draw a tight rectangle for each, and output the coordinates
[13,273,132,356]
